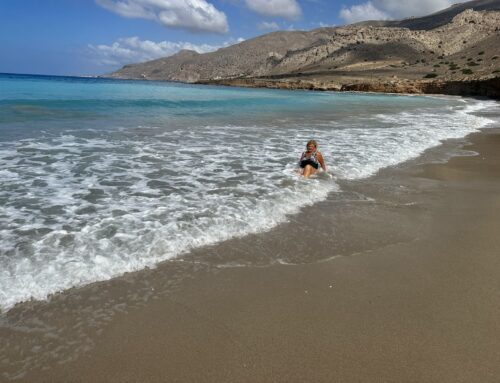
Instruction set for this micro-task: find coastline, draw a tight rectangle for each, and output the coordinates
[2,122,500,381]
[98,71,500,100]
[197,75,500,99]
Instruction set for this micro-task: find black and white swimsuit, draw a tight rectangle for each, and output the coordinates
[299,151,320,169]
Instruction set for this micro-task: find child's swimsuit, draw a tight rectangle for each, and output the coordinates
[299,151,319,169]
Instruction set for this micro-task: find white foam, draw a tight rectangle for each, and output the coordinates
[0,97,496,312]
[329,100,496,179]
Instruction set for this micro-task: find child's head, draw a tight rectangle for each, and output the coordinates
[306,140,317,150]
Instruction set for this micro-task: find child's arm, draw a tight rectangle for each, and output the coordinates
[317,152,326,171]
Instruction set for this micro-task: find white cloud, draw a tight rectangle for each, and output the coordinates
[95,0,228,33]
[339,0,463,24]
[258,21,280,30]
[375,0,463,19]
[317,21,335,28]
[88,36,242,67]
[339,2,389,24]
[245,0,301,20]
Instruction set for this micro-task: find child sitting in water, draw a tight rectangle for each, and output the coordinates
[299,139,327,177]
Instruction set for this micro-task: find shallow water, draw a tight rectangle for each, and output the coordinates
[0,73,496,312]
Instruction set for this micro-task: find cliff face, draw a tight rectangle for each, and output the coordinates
[341,76,500,98]
[107,1,500,98]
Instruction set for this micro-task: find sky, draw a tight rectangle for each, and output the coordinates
[0,0,463,76]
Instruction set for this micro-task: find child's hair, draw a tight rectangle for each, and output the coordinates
[306,140,317,148]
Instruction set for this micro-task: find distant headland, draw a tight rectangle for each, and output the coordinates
[106,0,500,99]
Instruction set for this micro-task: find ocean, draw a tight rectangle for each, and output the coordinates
[0,73,496,313]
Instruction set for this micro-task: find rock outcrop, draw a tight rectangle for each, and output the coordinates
[200,75,500,99]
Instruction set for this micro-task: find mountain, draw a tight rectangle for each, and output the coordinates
[108,29,337,82]
[107,0,500,98]
[354,0,500,30]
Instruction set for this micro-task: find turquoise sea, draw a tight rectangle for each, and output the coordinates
[0,73,496,312]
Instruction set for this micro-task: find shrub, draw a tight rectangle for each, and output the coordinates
[462,69,473,74]
[424,73,438,78]
[433,64,440,67]
[467,58,473,61]
[478,51,485,55]
[467,62,479,66]
[492,56,499,60]
[493,69,499,73]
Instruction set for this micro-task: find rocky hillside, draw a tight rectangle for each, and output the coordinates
[354,0,500,30]
[108,29,336,82]
[265,9,499,77]
[108,0,500,98]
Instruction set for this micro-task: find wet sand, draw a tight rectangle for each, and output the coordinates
[2,127,500,382]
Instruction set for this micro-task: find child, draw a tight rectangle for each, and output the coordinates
[299,140,326,177]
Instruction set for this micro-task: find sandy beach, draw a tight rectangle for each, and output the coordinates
[2,125,500,382]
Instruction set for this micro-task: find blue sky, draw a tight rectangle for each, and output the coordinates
[0,0,461,76]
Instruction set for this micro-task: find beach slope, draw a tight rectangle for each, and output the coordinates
[11,129,500,382]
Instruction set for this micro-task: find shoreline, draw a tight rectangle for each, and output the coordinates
[2,124,500,382]
[5,72,499,100]
[103,73,500,100]
[196,75,500,99]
